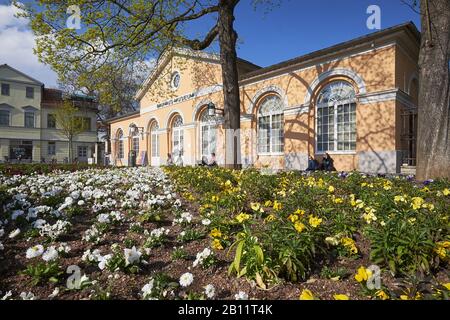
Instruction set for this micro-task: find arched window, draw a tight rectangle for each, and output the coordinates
[116,129,124,159]
[316,81,356,152]
[150,121,159,158]
[200,108,217,157]
[257,95,284,154]
[130,124,140,154]
[171,115,183,157]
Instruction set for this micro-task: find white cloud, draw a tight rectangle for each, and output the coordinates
[0,3,58,86]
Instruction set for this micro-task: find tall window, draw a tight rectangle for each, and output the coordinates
[1,84,10,96]
[24,112,35,128]
[26,87,34,99]
[200,108,216,157]
[82,117,91,131]
[172,115,183,157]
[257,95,284,154]
[132,136,140,154]
[0,110,10,126]
[117,130,124,159]
[48,142,56,155]
[150,122,159,157]
[317,81,356,152]
[47,114,56,128]
[78,146,88,158]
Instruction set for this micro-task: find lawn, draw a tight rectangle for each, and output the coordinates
[0,166,449,300]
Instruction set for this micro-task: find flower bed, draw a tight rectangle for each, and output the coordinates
[0,166,448,300]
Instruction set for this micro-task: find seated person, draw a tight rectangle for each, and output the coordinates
[322,152,335,171]
[306,156,319,171]
[200,156,208,166]
[208,153,218,167]
[166,153,174,166]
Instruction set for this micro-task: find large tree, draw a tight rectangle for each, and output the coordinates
[415,0,450,179]
[16,0,272,169]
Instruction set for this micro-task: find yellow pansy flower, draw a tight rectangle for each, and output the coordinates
[309,216,323,228]
[442,283,450,291]
[400,295,409,300]
[212,239,223,250]
[354,266,372,283]
[333,294,349,300]
[295,209,306,216]
[299,289,315,300]
[264,200,273,207]
[211,195,219,203]
[333,197,344,204]
[435,246,446,259]
[273,201,282,211]
[236,213,251,223]
[210,228,222,238]
[294,221,306,233]
[376,290,389,300]
[288,214,299,223]
[264,214,276,223]
[250,202,264,213]
[328,185,335,193]
[411,197,424,210]
[443,188,450,196]
[341,237,358,254]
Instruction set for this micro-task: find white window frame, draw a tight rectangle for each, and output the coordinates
[200,110,217,158]
[117,131,124,159]
[257,95,284,156]
[150,122,160,158]
[132,136,140,154]
[315,81,357,155]
[172,116,184,157]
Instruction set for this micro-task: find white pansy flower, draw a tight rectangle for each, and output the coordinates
[179,272,194,287]
[9,228,20,238]
[234,291,249,300]
[26,244,44,259]
[42,246,59,262]
[204,284,215,299]
[124,246,142,266]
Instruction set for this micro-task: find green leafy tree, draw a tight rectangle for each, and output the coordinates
[54,100,86,163]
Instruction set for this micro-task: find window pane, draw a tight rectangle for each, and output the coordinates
[47,114,56,128]
[0,110,9,125]
[1,84,10,96]
[48,142,56,155]
[26,87,34,99]
[25,112,34,128]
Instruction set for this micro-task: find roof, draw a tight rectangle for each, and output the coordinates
[241,22,420,82]
[0,64,44,85]
[105,110,140,124]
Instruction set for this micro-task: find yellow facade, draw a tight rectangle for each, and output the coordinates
[108,23,420,173]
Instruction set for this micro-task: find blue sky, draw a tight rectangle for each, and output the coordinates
[0,0,421,86]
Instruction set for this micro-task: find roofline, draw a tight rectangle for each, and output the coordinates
[241,22,420,81]
[0,64,45,86]
[105,110,140,124]
[135,47,261,101]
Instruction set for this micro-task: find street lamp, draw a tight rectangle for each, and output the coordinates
[207,102,224,117]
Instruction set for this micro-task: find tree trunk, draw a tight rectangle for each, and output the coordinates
[416,0,450,180]
[68,136,73,164]
[218,0,241,169]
